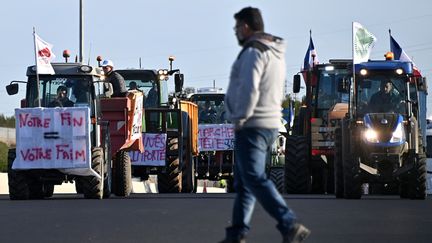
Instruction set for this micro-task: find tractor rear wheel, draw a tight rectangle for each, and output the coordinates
[407,156,427,199]
[181,139,195,193]
[102,128,112,198]
[269,166,285,193]
[112,150,132,197]
[334,127,344,198]
[8,149,30,200]
[158,138,182,193]
[79,147,104,199]
[43,184,55,198]
[284,136,311,194]
[343,155,362,199]
[226,177,235,193]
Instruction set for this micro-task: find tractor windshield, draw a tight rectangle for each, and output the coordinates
[117,70,169,108]
[190,94,228,124]
[27,75,97,108]
[314,69,349,113]
[356,75,407,115]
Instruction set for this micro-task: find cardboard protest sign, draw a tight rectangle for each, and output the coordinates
[130,133,167,166]
[119,91,144,152]
[198,124,235,151]
[13,107,93,176]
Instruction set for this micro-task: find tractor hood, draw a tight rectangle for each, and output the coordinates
[363,113,405,146]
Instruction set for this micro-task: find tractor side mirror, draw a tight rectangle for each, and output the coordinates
[6,83,19,95]
[174,73,184,93]
[293,74,301,93]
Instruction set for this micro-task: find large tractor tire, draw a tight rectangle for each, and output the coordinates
[326,156,335,194]
[226,177,235,193]
[43,184,55,198]
[181,139,195,193]
[343,155,362,199]
[158,138,182,193]
[8,149,30,200]
[334,127,344,198]
[102,127,112,198]
[75,180,83,194]
[158,158,182,193]
[269,166,285,193]
[285,136,311,194]
[28,181,45,199]
[112,150,132,197]
[79,147,104,199]
[310,159,326,194]
[407,156,427,199]
[400,134,427,200]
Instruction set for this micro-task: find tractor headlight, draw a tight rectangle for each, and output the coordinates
[390,123,405,143]
[364,128,379,143]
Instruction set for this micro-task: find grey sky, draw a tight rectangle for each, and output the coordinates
[1,0,431,116]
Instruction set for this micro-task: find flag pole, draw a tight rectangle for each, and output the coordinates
[310,29,316,68]
[33,27,41,107]
[351,22,355,119]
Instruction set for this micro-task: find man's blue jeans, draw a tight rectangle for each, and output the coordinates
[225,127,297,240]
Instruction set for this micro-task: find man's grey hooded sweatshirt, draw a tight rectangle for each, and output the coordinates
[225,33,286,130]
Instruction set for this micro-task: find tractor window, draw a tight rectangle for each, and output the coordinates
[160,80,169,106]
[315,71,349,111]
[357,76,407,115]
[26,76,94,108]
[190,94,228,124]
[125,80,153,96]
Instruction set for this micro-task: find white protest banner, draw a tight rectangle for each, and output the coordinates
[13,107,92,176]
[198,124,235,151]
[131,94,143,140]
[130,133,167,166]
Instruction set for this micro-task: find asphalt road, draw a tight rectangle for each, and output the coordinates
[0,193,431,243]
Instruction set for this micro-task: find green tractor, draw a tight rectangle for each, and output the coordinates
[108,57,199,195]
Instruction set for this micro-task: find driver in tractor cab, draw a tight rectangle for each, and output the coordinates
[48,86,74,107]
[199,100,217,124]
[102,59,128,97]
[369,79,401,113]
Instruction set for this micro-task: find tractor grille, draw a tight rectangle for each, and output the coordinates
[367,113,399,143]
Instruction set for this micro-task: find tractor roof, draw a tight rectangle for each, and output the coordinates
[26,63,103,77]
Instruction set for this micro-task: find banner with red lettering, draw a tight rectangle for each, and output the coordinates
[13,107,94,176]
[130,133,167,166]
[198,124,235,151]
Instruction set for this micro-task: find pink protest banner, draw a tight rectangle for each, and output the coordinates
[13,107,92,175]
[198,124,235,151]
[130,133,167,166]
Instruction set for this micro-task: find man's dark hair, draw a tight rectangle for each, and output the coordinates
[57,86,67,93]
[234,7,264,32]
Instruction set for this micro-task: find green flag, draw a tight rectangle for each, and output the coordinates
[353,22,377,64]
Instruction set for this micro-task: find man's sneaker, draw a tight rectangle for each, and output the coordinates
[283,223,311,243]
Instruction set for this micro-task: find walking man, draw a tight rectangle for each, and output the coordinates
[221,7,310,243]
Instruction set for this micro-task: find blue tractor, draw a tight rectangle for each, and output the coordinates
[335,53,428,199]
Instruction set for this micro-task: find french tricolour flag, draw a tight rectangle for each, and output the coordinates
[390,35,421,76]
[302,36,319,71]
